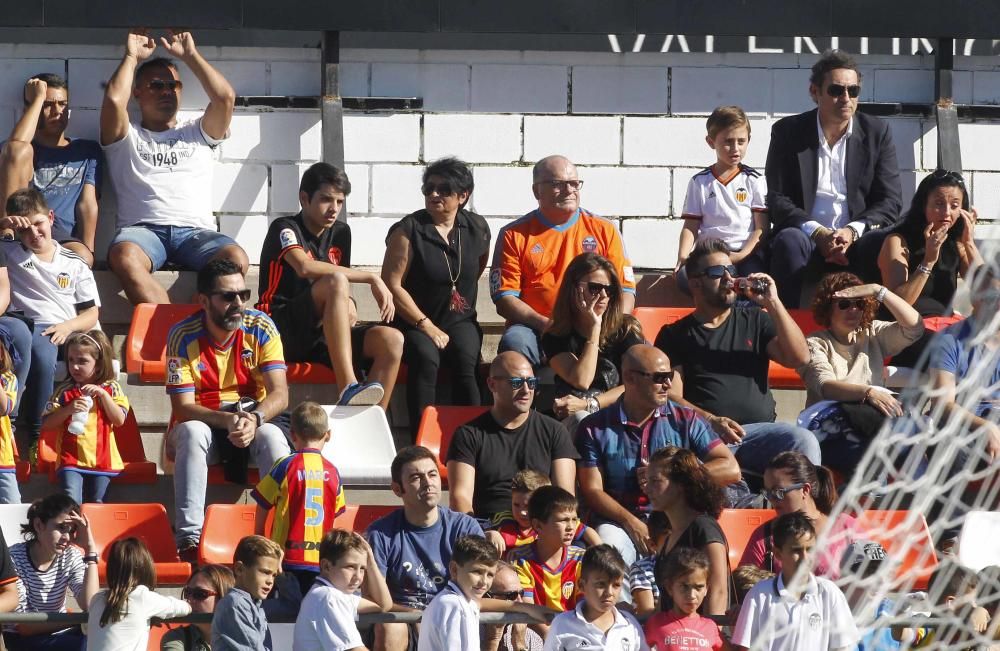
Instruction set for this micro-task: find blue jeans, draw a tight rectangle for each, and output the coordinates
[21,325,59,441]
[172,420,290,546]
[592,517,637,605]
[498,324,543,367]
[0,472,20,504]
[110,224,239,272]
[60,469,112,504]
[727,421,821,477]
[4,629,86,651]
[0,316,31,419]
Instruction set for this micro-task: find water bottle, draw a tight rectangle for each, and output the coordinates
[67,396,93,435]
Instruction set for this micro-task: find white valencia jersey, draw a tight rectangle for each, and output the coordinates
[681,164,767,249]
[2,242,100,326]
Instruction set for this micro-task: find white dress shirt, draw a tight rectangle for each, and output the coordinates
[803,113,866,239]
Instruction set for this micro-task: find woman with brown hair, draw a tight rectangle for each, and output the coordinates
[797,271,923,472]
[161,564,236,651]
[643,446,732,616]
[542,252,644,429]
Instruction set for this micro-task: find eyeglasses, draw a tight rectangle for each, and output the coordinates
[182,587,219,602]
[630,369,674,385]
[535,179,583,191]
[835,298,865,311]
[210,289,251,303]
[147,79,183,92]
[486,589,524,601]
[492,376,538,391]
[826,83,860,98]
[421,182,456,197]
[763,482,806,503]
[581,281,613,297]
[691,264,737,280]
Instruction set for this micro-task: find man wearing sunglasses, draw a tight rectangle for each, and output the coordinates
[766,49,902,308]
[482,562,543,651]
[491,154,635,366]
[101,29,248,305]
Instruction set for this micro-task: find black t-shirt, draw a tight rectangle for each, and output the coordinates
[541,324,645,395]
[0,535,16,587]
[256,212,352,314]
[386,208,490,329]
[445,410,579,519]
[655,514,732,614]
[654,307,777,424]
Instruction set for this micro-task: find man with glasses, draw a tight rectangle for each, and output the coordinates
[447,351,578,522]
[654,239,821,485]
[576,344,740,582]
[766,49,902,307]
[101,29,247,304]
[491,155,636,366]
[166,259,291,561]
[482,562,543,651]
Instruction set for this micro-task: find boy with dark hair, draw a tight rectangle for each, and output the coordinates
[253,400,346,615]
[292,529,392,651]
[508,485,585,612]
[213,535,283,651]
[257,161,402,408]
[543,544,646,650]
[732,511,857,651]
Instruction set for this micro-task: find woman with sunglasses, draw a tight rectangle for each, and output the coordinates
[542,253,645,430]
[161,564,235,651]
[382,157,491,437]
[4,493,99,651]
[796,272,923,473]
[739,451,856,580]
[877,170,984,366]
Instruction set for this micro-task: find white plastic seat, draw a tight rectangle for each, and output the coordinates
[0,503,30,547]
[957,510,1000,571]
[321,405,397,486]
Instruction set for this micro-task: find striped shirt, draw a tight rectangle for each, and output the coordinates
[9,542,85,625]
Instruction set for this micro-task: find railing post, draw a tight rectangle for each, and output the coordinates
[934,37,961,173]
[320,30,347,220]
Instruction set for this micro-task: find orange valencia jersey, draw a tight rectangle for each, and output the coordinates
[0,371,16,472]
[44,379,129,474]
[508,542,584,612]
[489,208,636,318]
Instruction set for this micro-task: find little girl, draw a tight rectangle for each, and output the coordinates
[645,547,731,651]
[86,538,191,651]
[0,336,20,504]
[41,330,129,504]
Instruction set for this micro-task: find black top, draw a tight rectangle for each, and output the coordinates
[655,514,732,615]
[541,325,645,396]
[256,212,352,315]
[655,307,777,424]
[445,410,579,519]
[387,208,491,329]
[891,219,965,317]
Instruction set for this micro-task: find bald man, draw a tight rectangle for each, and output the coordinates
[482,562,544,651]
[446,351,578,521]
[490,155,636,366]
[576,344,741,575]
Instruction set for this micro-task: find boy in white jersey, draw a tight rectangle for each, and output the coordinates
[676,106,768,290]
[1,188,99,444]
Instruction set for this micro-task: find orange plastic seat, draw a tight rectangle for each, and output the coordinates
[415,405,489,487]
[81,503,191,584]
[334,504,398,533]
[36,408,156,484]
[12,438,29,483]
[718,508,777,569]
[632,307,694,341]
[855,509,938,590]
[199,504,258,566]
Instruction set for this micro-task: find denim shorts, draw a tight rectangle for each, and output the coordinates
[109,224,239,271]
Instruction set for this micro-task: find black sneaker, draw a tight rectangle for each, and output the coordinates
[178,541,199,568]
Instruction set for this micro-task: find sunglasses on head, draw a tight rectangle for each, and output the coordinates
[493,376,538,391]
[210,289,252,303]
[486,589,524,601]
[581,281,613,297]
[147,79,183,92]
[826,83,861,98]
[835,298,865,311]
[631,369,674,384]
[692,264,737,280]
[182,587,219,602]
[931,169,966,186]
[421,182,456,197]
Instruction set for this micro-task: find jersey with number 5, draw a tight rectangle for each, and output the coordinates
[252,448,346,570]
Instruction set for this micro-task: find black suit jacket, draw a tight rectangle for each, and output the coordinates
[764,109,903,234]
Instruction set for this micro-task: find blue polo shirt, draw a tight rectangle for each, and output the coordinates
[575,399,722,513]
[929,319,1000,417]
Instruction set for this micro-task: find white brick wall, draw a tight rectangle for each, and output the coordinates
[671,67,773,115]
[571,66,668,114]
[470,166,535,216]
[622,218,684,269]
[343,113,420,163]
[470,64,567,113]
[372,63,470,111]
[580,167,671,217]
[523,116,621,165]
[370,165,425,214]
[423,114,521,164]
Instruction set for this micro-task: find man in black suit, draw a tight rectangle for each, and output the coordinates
[766,50,902,307]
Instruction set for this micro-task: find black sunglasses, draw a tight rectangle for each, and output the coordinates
[631,369,674,385]
[147,79,183,92]
[486,589,524,601]
[582,281,613,296]
[826,83,861,98]
[836,298,865,311]
[692,264,737,280]
[492,376,538,391]
[421,182,456,197]
[931,169,966,186]
[182,587,219,602]
[211,289,251,303]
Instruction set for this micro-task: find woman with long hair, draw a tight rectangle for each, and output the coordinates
[643,446,732,616]
[739,451,856,580]
[161,564,235,651]
[542,252,644,429]
[877,170,983,366]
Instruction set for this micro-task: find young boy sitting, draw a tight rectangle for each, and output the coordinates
[213,535,284,651]
[507,485,586,613]
[627,510,670,617]
[732,511,858,651]
[2,188,99,444]
[892,560,990,648]
[292,529,392,651]
[489,469,600,553]
[252,401,346,616]
[544,544,646,650]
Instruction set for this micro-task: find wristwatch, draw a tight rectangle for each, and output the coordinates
[251,410,265,428]
[83,553,99,565]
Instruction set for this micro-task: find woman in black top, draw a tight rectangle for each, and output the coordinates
[877,170,983,366]
[644,446,732,616]
[542,253,644,430]
[382,157,491,437]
